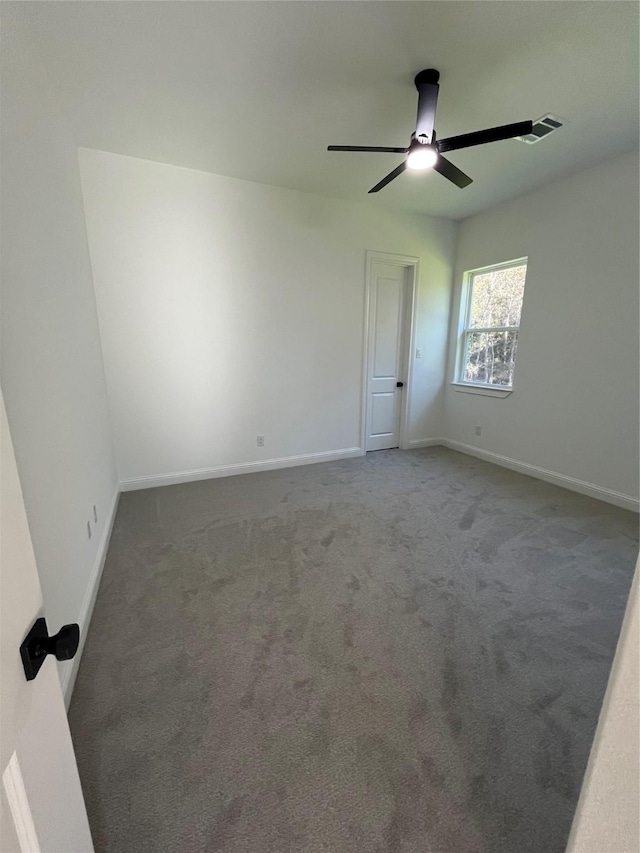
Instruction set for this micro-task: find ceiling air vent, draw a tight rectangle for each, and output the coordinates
[517,114,565,144]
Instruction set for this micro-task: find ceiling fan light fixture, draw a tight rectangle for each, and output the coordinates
[406,144,438,171]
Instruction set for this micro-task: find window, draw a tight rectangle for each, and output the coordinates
[458,259,527,389]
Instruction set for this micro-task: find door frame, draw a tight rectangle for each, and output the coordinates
[360,251,420,452]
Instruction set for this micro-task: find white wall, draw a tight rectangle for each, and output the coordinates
[0,13,118,693]
[443,151,639,505]
[567,559,639,853]
[78,149,456,486]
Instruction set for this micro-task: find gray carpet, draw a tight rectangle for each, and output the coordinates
[69,448,638,853]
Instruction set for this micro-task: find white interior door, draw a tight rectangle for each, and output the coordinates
[0,389,93,853]
[365,260,410,451]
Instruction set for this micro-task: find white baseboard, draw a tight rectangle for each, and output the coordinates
[441,439,640,513]
[406,438,444,449]
[61,485,120,707]
[119,447,365,492]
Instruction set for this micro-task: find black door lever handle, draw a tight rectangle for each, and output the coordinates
[20,617,80,681]
[396,381,404,388]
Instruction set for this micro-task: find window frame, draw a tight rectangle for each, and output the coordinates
[454,257,528,395]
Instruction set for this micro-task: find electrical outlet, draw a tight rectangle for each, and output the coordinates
[93,504,98,524]
[415,347,423,359]
[257,435,265,447]
[87,521,92,539]
[475,425,482,436]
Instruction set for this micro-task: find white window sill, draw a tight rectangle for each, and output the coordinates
[451,382,513,398]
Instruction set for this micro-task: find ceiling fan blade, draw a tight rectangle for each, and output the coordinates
[328,145,408,153]
[368,160,408,193]
[414,69,440,143]
[438,121,533,153]
[433,155,473,189]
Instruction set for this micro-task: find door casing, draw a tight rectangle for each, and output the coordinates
[361,251,419,452]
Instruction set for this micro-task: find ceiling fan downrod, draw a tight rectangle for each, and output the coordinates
[414,68,440,145]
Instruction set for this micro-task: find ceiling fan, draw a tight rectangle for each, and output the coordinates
[327,70,533,193]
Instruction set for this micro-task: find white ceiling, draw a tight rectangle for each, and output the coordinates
[16,1,640,220]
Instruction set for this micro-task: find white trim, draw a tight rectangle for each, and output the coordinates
[399,262,419,451]
[119,447,364,492]
[441,439,640,512]
[2,753,41,853]
[407,438,444,449]
[359,258,372,454]
[464,257,529,278]
[60,485,120,707]
[362,251,419,453]
[450,382,513,398]
[464,325,520,334]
